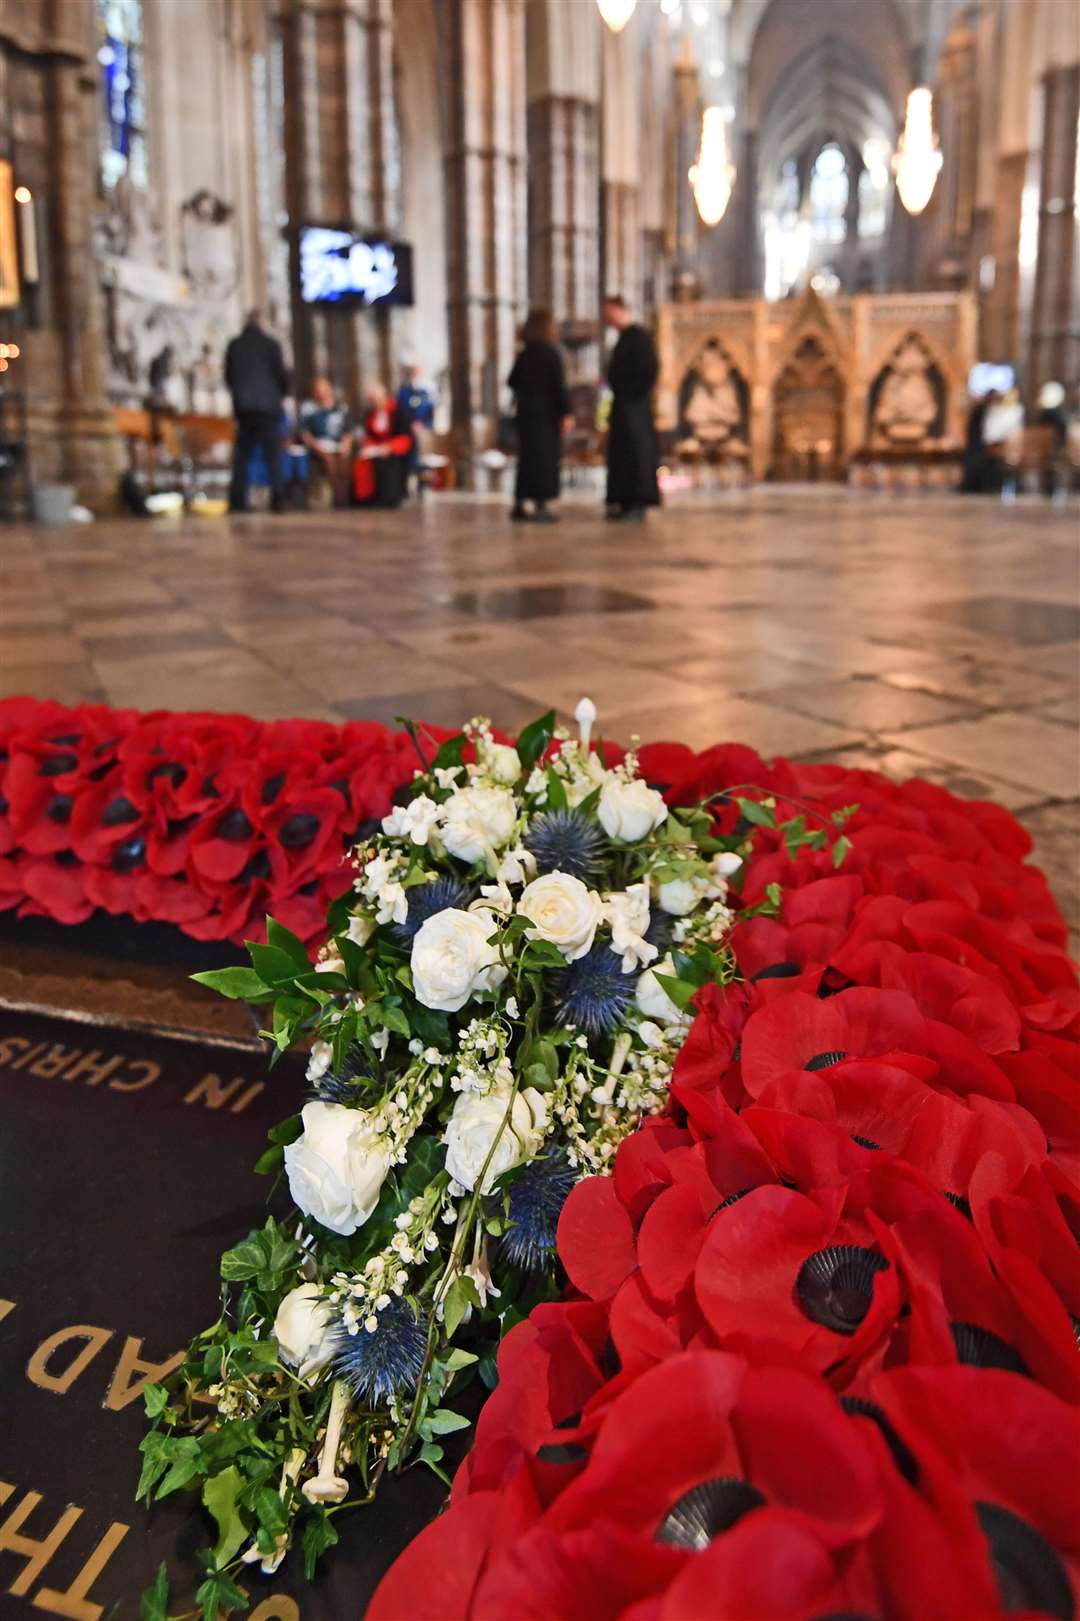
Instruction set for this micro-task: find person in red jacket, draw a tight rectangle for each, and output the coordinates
[353,384,413,508]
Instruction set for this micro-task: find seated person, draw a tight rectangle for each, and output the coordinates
[299,377,353,505]
[353,383,413,509]
[396,364,435,494]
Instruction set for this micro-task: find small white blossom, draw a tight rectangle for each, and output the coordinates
[381,795,443,847]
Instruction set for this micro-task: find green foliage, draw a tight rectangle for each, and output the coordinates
[516,709,556,769]
[138,1563,170,1621]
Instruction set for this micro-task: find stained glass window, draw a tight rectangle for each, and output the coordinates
[809,144,848,245]
[97,0,147,190]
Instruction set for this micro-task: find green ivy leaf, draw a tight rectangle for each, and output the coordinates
[443,1274,480,1338]
[142,1383,170,1420]
[432,732,467,771]
[426,1408,471,1436]
[302,1509,340,1581]
[653,971,697,1011]
[203,1466,248,1569]
[833,834,853,869]
[157,1437,208,1498]
[219,1237,265,1283]
[545,765,568,809]
[190,967,270,1001]
[138,1563,170,1621]
[195,1566,249,1621]
[516,710,556,769]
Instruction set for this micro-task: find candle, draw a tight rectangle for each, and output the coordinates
[15,189,38,285]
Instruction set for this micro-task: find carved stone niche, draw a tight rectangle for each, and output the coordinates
[771,333,845,481]
[675,337,750,455]
[867,331,946,447]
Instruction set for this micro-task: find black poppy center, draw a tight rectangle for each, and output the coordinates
[951,1322,1029,1377]
[752,961,801,982]
[656,1477,767,1550]
[839,1395,918,1484]
[805,1049,850,1071]
[279,812,321,848]
[851,1135,881,1151]
[218,808,253,842]
[976,1501,1074,1621]
[536,1410,587,1466]
[101,795,139,828]
[39,751,78,778]
[796,1245,888,1335]
[147,761,187,790]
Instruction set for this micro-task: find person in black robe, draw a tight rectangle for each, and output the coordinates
[603,293,660,522]
[507,309,571,522]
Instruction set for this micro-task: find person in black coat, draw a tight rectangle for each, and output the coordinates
[507,309,571,523]
[224,310,289,513]
[603,293,660,522]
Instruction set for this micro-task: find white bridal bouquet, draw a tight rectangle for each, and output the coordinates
[138,701,764,1617]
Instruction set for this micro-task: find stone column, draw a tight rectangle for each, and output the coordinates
[278,0,401,400]
[0,0,123,507]
[527,93,600,368]
[441,0,528,468]
[1029,63,1080,389]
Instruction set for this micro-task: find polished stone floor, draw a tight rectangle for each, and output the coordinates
[2,487,1078,939]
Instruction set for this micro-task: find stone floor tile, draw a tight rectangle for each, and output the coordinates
[744,677,978,733]
[333,686,545,733]
[874,659,1068,710]
[880,713,1080,801]
[1015,801,1080,930]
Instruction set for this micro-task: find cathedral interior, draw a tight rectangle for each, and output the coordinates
[0,1,1079,1617]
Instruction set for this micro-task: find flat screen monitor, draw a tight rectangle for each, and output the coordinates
[299,227,414,308]
[968,362,1015,397]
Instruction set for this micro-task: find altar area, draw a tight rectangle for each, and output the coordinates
[656,288,976,487]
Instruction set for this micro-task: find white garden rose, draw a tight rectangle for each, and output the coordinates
[443,1079,549,1193]
[273,1283,337,1380]
[635,954,691,1027]
[381,794,442,846]
[410,906,507,1012]
[657,874,710,916]
[347,911,375,947]
[597,778,668,842]
[518,871,603,962]
[284,1101,391,1236]
[441,785,518,863]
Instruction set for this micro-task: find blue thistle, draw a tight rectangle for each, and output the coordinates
[501,1154,577,1270]
[391,874,476,945]
[524,808,608,883]
[333,1298,427,1405]
[553,940,636,1038]
[312,1042,375,1106]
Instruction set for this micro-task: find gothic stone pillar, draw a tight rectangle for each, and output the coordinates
[527,93,600,374]
[279,0,401,400]
[442,0,528,471]
[1030,63,1080,390]
[0,0,123,508]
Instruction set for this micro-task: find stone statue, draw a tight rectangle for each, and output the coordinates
[682,342,744,445]
[874,338,938,443]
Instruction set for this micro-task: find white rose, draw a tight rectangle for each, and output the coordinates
[283,1101,391,1236]
[347,911,375,946]
[635,955,690,1027]
[597,779,668,842]
[381,794,442,846]
[411,907,507,1012]
[604,882,657,972]
[480,742,522,785]
[441,785,518,864]
[518,871,603,962]
[711,852,743,880]
[443,1080,549,1193]
[657,875,710,916]
[273,1284,337,1380]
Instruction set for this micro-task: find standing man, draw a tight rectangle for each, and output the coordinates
[224,309,289,514]
[602,293,660,523]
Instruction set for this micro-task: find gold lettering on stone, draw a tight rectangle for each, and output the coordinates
[28,1047,84,1081]
[0,1038,34,1066]
[108,1060,160,1093]
[0,1300,15,1325]
[31,1519,129,1619]
[230,1082,265,1114]
[250,1599,302,1620]
[184,1072,247,1110]
[104,1337,185,1412]
[61,1051,126,1088]
[0,1492,83,1598]
[10,1042,48,1071]
[27,1327,114,1395]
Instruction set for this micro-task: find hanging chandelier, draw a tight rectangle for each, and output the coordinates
[892,88,942,215]
[689,106,736,226]
[596,0,636,31]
